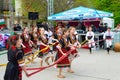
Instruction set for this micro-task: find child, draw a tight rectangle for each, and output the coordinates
[86,27,95,54]
[103,27,114,54]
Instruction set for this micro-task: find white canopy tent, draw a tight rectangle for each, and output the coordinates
[48,6,113,20]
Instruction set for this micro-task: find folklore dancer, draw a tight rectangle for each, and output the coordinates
[51,27,63,62]
[48,35,59,62]
[53,27,63,49]
[30,26,38,49]
[38,27,50,66]
[86,27,95,54]
[44,28,53,39]
[45,28,57,62]
[21,27,34,62]
[4,35,29,80]
[56,29,74,78]
[68,27,81,61]
[103,27,114,54]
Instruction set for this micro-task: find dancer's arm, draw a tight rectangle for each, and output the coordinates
[17,51,29,77]
[56,44,66,55]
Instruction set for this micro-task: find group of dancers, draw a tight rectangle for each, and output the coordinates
[3,24,114,80]
[4,26,81,80]
[86,26,114,54]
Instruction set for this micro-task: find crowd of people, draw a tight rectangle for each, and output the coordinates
[3,21,117,80]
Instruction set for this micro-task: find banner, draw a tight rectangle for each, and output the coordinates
[0,19,5,25]
[0,33,10,49]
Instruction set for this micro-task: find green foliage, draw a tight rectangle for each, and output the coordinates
[21,0,47,20]
[54,0,74,13]
[12,0,15,8]
[15,0,120,26]
[92,0,120,26]
[74,0,93,8]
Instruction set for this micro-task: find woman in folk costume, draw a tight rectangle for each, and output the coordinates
[38,27,50,66]
[4,35,29,80]
[30,26,38,49]
[68,26,81,61]
[48,27,62,61]
[86,26,95,54]
[53,27,63,51]
[56,29,75,78]
[103,27,114,54]
[21,27,34,61]
[29,26,39,62]
[46,28,59,63]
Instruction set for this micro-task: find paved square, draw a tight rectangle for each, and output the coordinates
[0,49,120,80]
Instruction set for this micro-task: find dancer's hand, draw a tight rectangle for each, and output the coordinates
[78,44,81,48]
[47,45,50,48]
[55,39,59,42]
[70,46,75,50]
[22,45,26,48]
[25,72,29,77]
[62,53,66,55]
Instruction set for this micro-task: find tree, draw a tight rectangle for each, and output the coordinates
[92,0,120,26]
[18,0,120,25]
[54,0,74,13]
[21,0,47,20]
[73,0,92,8]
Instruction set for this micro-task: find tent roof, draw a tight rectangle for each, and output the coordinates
[48,6,113,20]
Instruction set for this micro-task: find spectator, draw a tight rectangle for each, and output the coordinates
[13,24,22,31]
[98,23,104,33]
[115,24,120,30]
[103,23,108,32]
[76,22,86,31]
[98,23,105,48]
[91,24,97,32]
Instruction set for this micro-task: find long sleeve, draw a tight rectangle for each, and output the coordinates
[16,50,25,67]
[103,32,106,39]
[85,32,89,40]
[103,31,114,39]
[91,32,94,41]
